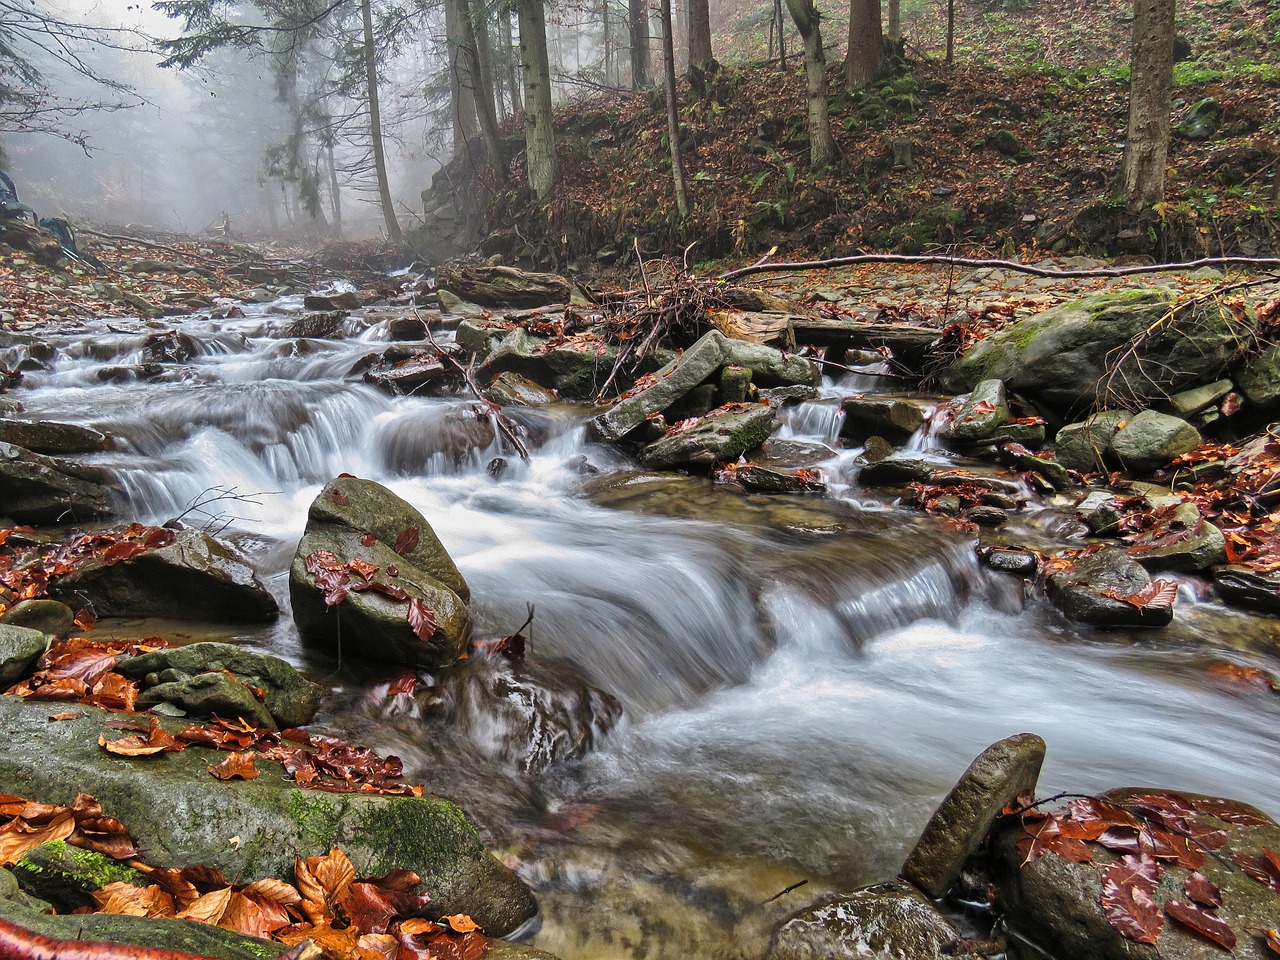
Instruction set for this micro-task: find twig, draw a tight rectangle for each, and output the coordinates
[422,316,530,461]
[635,238,654,308]
[717,253,1280,283]
[760,879,808,905]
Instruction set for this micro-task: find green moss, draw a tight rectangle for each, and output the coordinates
[15,839,143,890]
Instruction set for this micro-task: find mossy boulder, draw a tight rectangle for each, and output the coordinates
[0,695,536,935]
[1054,410,1132,472]
[479,327,624,400]
[1047,548,1174,627]
[637,403,776,469]
[46,527,278,623]
[0,599,76,638]
[940,379,1009,443]
[12,839,142,909]
[290,477,472,669]
[1111,410,1201,473]
[939,291,1250,418]
[0,624,45,686]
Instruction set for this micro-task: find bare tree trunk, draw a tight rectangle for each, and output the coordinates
[887,0,900,41]
[629,0,650,87]
[659,0,689,218]
[361,0,402,241]
[503,12,523,115]
[325,142,343,238]
[773,0,787,68]
[687,0,714,72]
[945,0,954,63]
[1118,0,1174,210]
[845,0,882,91]
[601,0,613,83]
[446,0,479,149]
[460,0,507,181]
[517,0,557,201]
[784,0,835,169]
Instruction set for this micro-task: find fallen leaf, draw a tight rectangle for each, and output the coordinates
[176,886,234,924]
[1184,873,1222,909]
[406,598,437,644]
[208,752,260,781]
[1164,899,1236,950]
[394,527,420,556]
[1101,854,1164,944]
[442,914,481,933]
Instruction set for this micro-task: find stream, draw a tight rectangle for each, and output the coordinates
[8,292,1280,959]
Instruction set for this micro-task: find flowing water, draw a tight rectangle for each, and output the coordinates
[7,299,1280,959]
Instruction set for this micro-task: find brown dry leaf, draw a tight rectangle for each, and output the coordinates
[397,918,437,936]
[219,891,279,939]
[47,710,80,721]
[279,920,360,957]
[177,886,234,925]
[354,933,399,960]
[208,751,261,781]
[241,877,303,906]
[0,810,75,865]
[93,881,175,918]
[441,914,481,933]
[309,847,356,905]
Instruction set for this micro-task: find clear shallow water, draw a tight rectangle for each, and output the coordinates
[6,304,1279,959]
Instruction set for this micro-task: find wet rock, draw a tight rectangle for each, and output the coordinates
[940,379,1009,443]
[0,419,112,455]
[428,655,622,774]
[1128,502,1225,573]
[637,403,775,470]
[1111,410,1201,473]
[0,696,536,936]
[1165,379,1233,417]
[990,788,1280,960]
[840,396,928,441]
[282,309,348,339]
[387,314,429,340]
[1075,490,1125,534]
[47,527,278,623]
[138,671,276,728]
[304,290,362,310]
[964,505,1008,526]
[0,441,113,524]
[437,264,570,309]
[722,339,821,388]
[290,477,472,669]
[733,464,825,493]
[997,443,1072,490]
[1047,548,1174,627]
[1235,342,1280,410]
[455,317,510,355]
[1054,410,1132,473]
[902,733,1046,898]
[363,354,448,395]
[13,839,142,910]
[484,371,558,406]
[761,384,820,405]
[939,290,1248,417]
[0,599,75,639]
[858,456,935,487]
[980,546,1039,576]
[768,880,962,960]
[117,641,325,728]
[589,331,728,442]
[856,435,896,463]
[140,330,198,364]
[480,327,623,400]
[1214,565,1280,613]
[0,896,289,960]
[0,624,45,686]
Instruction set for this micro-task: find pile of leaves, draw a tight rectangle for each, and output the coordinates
[0,523,176,619]
[1006,791,1280,951]
[0,792,490,960]
[6,635,422,798]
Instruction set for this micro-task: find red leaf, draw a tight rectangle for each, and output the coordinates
[1265,929,1280,955]
[1235,848,1280,893]
[73,609,96,632]
[1101,854,1164,944]
[406,599,437,643]
[208,751,260,781]
[330,489,350,506]
[348,558,379,581]
[1192,797,1269,826]
[361,534,378,547]
[1164,900,1236,950]
[100,542,148,565]
[1101,579,1178,610]
[1184,873,1222,908]
[394,527,420,556]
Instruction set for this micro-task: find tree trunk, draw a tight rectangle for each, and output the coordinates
[629,0,650,87]
[773,0,787,68]
[446,0,479,148]
[784,0,836,169]
[887,0,900,41]
[361,0,402,241]
[517,0,557,201]
[460,0,507,181]
[503,12,523,115]
[844,0,882,91]
[687,0,714,72]
[1118,0,1175,210]
[945,0,954,63]
[659,0,690,218]
[325,141,343,238]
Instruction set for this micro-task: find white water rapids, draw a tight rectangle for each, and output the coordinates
[6,299,1278,958]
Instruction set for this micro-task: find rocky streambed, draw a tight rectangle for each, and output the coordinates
[0,255,1277,959]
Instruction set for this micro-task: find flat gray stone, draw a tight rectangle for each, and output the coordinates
[1112,410,1201,473]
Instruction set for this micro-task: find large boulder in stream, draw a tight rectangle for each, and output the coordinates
[0,695,537,936]
[437,264,570,309]
[290,477,472,669]
[46,527,279,622]
[479,327,624,400]
[989,788,1280,960]
[939,290,1250,417]
[0,418,112,455]
[1047,548,1175,627]
[0,441,113,524]
[638,402,776,469]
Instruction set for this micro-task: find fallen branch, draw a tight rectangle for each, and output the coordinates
[0,918,319,960]
[75,228,232,268]
[717,253,1280,282]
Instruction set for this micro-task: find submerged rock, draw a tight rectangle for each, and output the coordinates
[769,881,962,960]
[290,477,472,669]
[46,527,278,623]
[0,696,536,935]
